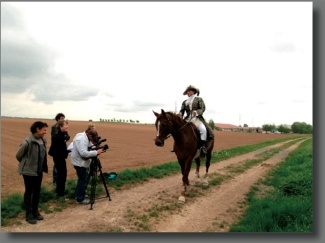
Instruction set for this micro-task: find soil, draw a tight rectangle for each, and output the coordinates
[0,117,305,232]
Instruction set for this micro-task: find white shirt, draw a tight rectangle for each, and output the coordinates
[70,132,97,168]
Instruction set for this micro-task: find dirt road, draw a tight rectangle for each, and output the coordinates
[1,138,306,232]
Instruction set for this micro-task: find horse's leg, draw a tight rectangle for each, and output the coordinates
[203,140,213,186]
[194,157,201,185]
[178,158,192,204]
[178,160,186,204]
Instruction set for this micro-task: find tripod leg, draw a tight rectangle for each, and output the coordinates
[98,167,111,201]
[89,170,97,210]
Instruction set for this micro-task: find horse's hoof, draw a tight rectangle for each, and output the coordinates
[178,195,186,204]
[202,180,209,186]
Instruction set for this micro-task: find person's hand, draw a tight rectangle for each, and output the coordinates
[192,110,197,116]
[97,148,103,155]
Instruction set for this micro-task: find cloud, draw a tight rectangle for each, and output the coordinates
[270,42,296,53]
[1,5,53,92]
[1,3,99,104]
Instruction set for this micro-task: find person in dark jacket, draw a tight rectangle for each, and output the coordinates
[48,120,70,197]
[51,113,66,184]
[16,121,49,224]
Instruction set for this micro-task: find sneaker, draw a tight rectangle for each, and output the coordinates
[75,195,88,201]
[26,218,37,224]
[34,214,44,220]
[26,213,37,224]
[33,211,44,220]
[76,198,90,205]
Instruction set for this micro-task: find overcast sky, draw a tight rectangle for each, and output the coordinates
[1,1,312,127]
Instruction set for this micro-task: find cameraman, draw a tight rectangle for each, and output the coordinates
[71,128,104,205]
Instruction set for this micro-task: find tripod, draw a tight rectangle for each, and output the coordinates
[86,156,111,209]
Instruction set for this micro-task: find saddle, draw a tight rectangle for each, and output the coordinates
[170,121,214,153]
[192,122,214,140]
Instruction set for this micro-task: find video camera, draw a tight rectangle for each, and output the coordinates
[88,136,109,152]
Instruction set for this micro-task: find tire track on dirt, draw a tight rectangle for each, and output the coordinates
[153,138,307,232]
[1,138,306,232]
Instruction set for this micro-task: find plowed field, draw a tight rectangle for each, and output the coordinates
[1,117,297,199]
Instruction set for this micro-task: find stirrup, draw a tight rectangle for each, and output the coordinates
[200,146,207,155]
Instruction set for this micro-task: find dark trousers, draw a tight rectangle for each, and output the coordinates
[53,165,57,184]
[23,173,43,218]
[53,157,67,196]
[74,166,88,202]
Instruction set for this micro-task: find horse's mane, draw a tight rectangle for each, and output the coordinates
[166,111,185,122]
[164,111,186,125]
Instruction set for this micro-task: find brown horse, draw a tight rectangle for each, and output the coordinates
[153,109,214,203]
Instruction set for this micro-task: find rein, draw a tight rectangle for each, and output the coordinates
[164,117,199,141]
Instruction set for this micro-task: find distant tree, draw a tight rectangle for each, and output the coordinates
[262,124,276,133]
[277,124,291,134]
[243,124,248,127]
[291,122,313,134]
[208,119,215,130]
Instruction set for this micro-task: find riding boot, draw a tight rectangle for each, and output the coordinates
[200,140,207,155]
[204,122,214,140]
[24,194,37,224]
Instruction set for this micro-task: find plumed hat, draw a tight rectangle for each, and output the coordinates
[183,85,200,96]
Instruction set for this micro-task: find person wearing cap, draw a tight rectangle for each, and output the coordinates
[178,85,208,155]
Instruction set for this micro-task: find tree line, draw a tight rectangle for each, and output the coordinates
[207,119,312,134]
[98,118,140,123]
[262,122,312,134]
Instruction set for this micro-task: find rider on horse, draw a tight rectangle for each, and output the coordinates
[178,85,209,155]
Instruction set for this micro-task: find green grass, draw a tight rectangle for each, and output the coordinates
[229,138,312,232]
[1,136,307,227]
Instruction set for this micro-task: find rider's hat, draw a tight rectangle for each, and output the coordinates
[183,85,200,96]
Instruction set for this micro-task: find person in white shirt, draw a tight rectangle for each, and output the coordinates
[71,128,104,204]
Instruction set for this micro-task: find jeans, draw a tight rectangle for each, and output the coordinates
[74,166,88,202]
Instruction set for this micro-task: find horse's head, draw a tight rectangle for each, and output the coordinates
[153,109,174,147]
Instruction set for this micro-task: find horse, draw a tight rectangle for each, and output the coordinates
[153,109,214,203]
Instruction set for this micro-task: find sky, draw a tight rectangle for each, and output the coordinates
[1,1,312,127]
